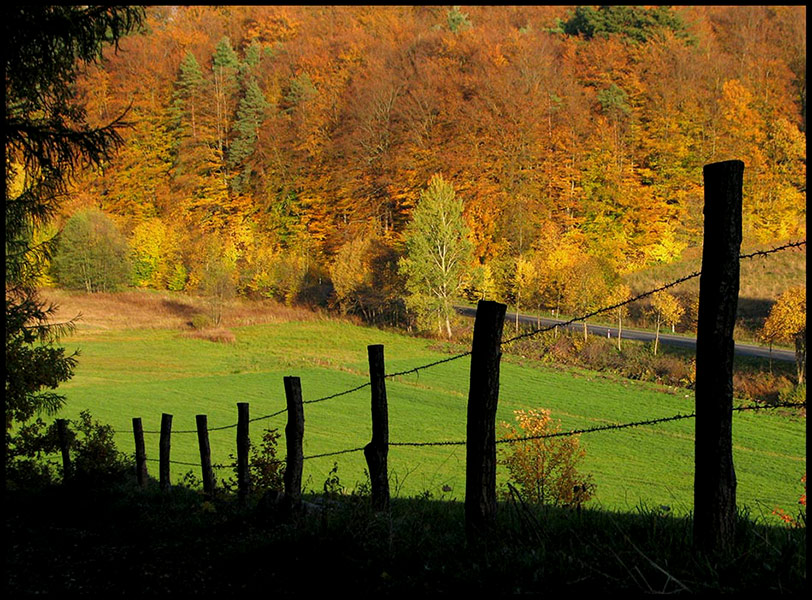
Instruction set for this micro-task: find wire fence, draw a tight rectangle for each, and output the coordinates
[147,400,805,470]
[139,237,805,437]
[88,237,807,481]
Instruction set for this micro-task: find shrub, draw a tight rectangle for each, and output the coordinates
[190,313,213,330]
[248,428,285,493]
[184,328,236,344]
[224,427,284,497]
[778,382,806,407]
[5,418,61,489]
[67,410,133,486]
[5,411,132,489]
[498,409,595,508]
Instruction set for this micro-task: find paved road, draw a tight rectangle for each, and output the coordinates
[454,306,796,363]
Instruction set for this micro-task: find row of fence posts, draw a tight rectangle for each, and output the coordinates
[54,308,506,538]
[123,320,505,533]
[51,160,744,553]
[125,347,391,512]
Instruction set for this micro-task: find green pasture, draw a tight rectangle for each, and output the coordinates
[55,319,805,521]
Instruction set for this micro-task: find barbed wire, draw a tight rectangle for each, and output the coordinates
[292,400,806,462]
[128,238,806,436]
[144,400,804,470]
[502,239,805,348]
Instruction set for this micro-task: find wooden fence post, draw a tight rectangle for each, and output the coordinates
[237,402,250,501]
[283,376,304,511]
[56,418,71,484]
[465,300,507,541]
[196,415,215,496]
[159,413,173,492]
[132,417,148,488]
[364,344,390,511]
[693,160,743,553]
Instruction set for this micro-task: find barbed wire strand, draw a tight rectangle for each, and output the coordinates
[150,400,804,468]
[502,239,805,348]
[295,400,806,461]
[132,239,804,436]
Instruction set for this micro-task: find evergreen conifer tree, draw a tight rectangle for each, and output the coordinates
[4,6,144,465]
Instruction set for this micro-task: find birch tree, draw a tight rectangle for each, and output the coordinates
[399,175,472,338]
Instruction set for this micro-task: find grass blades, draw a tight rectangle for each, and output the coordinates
[52,317,805,522]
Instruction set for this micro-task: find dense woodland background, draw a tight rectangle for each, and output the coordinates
[27,5,806,326]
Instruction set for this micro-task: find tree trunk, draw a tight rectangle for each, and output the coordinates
[796,334,806,385]
[654,316,660,356]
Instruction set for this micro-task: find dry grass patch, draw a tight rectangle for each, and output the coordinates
[39,288,322,332]
[181,328,237,344]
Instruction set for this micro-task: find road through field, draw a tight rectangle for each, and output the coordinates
[454,306,796,363]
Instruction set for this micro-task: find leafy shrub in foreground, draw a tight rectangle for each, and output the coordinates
[498,409,595,508]
[5,410,132,489]
[222,427,285,497]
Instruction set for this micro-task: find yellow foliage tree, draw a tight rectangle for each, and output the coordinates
[498,409,595,508]
[760,286,806,384]
[130,218,181,289]
[607,282,632,350]
[650,291,684,355]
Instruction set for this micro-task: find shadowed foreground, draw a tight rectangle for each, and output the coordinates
[6,481,805,595]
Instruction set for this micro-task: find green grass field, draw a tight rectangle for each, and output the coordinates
[54,317,805,522]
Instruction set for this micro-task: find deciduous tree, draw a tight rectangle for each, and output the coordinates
[51,209,131,293]
[760,286,806,384]
[399,175,473,338]
[650,291,684,355]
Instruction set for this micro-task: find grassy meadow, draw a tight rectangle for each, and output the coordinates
[43,289,806,524]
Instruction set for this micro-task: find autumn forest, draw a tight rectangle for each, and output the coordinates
[35,5,806,328]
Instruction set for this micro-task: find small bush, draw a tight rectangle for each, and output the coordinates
[5,418,61,489]
[67,410,133,486]
[778,382,806,408]
[190,313,213,330]
[5,411,132,490]
[224,427,284,497]
[652,354,692,383]
[248,428,285,493]
[498,409,595,508]
[733,371,794,404]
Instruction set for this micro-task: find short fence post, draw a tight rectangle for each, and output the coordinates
[465,300,507,541]
[196,414,215,496]
[283,376,304,511]
[693,160,743,553]
[132,417,148,488]
[237,402,250,501]
[56,419,72,484]
[364,344,390,511]
[159,413,173,492]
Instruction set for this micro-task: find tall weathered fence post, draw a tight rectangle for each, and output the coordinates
[237,402,250,501]
[196,414,215,496]
[283,376,304,511]
[159,413,173,492]
[132,417,148,488]
[364,344,390,511]
[465,300,507,541]
[693,160,743,553]
[56,418,72,484]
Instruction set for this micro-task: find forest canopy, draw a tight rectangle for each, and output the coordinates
[42,6,805,319]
